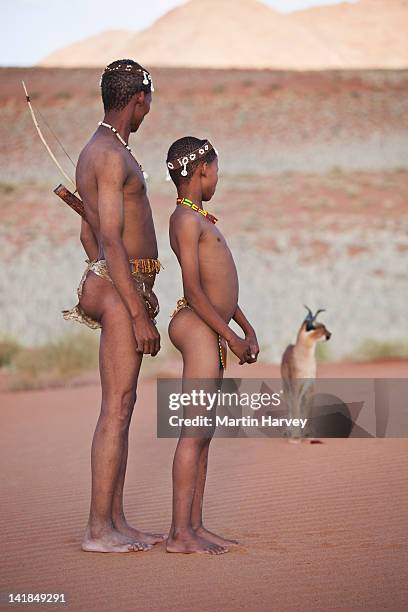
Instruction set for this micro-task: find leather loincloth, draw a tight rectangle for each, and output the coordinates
[62,258,161,329]
[171,297,227,370]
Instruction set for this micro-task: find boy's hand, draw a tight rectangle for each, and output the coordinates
[132,312,161,356]
[227,333,252,365]
[245,328,259,364]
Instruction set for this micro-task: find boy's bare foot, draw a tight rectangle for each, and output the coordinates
[166,531,228,555]
[195,525,239,546]
[113,519,166,546]
[82,527,152,553]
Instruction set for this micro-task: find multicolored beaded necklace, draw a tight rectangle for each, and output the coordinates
[176,197,218,224]
[98,121,148,179]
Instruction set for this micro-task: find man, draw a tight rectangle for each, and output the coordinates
[63,59,164,553]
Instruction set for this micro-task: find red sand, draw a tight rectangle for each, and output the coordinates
[1,364,408,611]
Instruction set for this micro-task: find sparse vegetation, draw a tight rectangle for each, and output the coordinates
[0,336,22,366]
[316,342,332,363]
[7,331,99,390]
[56,90,72,100]
[0,181,16,194]
[0,69,407,372]
[352,339,408,362]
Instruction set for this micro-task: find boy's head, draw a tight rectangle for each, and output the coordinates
[166,137,218,201]
[100,59,154,131]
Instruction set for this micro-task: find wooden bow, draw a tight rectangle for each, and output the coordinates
[22,80,77,192]
[22,81,86,218]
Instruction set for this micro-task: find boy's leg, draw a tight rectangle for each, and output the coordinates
[167,312,228,554]
[82,302,151,553]
[190,392,239,546]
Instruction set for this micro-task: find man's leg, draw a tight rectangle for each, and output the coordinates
[167,311,228,554]
[111,427,166,544]
[82,303,151,553]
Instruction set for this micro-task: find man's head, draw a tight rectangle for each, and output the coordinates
[100,59,154,131]
[166,137,219,201]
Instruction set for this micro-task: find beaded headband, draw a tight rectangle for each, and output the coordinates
[166,141,216,177]
[99,63,154,92]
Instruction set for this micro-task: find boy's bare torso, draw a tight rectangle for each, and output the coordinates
[170,208,239,321]
[76,131,158,273]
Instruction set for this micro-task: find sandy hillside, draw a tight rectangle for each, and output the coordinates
[293,1,408,68]
[36,30,135,69]
[39,0,408,69]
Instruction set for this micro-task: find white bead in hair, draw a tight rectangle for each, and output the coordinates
[100,64,155,93]
[166,140,215,179]
[181,157,189,176]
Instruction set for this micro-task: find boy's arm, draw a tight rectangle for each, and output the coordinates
[80,217,99,260]
[174,214,251,364]
[96,150,160,356]
[233,305,259,362]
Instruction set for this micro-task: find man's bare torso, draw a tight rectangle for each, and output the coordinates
[76,130,158,263]
[170,209,239,321]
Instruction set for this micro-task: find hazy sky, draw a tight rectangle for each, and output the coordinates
[1,0,358,66]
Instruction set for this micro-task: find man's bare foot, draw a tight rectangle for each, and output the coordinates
[166,531,228,555]
[195,525,239,546]
[113,519,166,546]
[82,527,152,553]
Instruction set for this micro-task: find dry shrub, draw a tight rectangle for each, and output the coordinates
[316,342,332,363]
[10,331,99,390]
[0,337,22,366]
[352,339,408,362]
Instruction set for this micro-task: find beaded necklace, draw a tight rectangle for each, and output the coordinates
[176,197,218,224]
[98,121,148,179]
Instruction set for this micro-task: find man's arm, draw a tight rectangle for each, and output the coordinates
[233,305,259,363]
[80,218,99,260]
[96,149,160,356]
[174,214,251,364]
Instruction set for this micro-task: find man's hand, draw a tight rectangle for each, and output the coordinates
[245,328,259,364]
[132,312,161,356]
[227,333,252,365]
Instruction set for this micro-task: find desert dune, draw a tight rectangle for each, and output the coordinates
[1,369,408,610]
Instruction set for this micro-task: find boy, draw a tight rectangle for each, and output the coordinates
[166,136,259,554]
